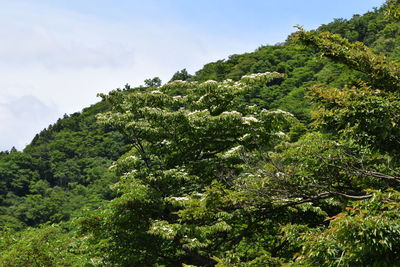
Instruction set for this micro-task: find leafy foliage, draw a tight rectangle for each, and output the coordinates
[0,225,89,266]
[81,72,295,266]
[0,101,130,229]
[2,3,400,266]
[296,190,400,266]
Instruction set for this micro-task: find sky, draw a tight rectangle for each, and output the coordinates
[0,0,385,151]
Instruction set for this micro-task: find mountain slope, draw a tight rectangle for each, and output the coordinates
[1,5,397,230]
[1,5,399,265]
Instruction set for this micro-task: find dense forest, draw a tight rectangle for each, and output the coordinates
[1,1,400,266]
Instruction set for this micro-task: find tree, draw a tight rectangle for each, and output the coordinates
[81,72,295,266]
[0,225,89,266]
[144,77,162,87]
[287,3,400,262]
[295,190,400,266]
[2,3,400,266]
[169,68,193,82]
[385,0,400,19]
[80,6,400,265]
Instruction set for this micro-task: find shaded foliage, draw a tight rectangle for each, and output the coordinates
[1,3,400,266]
[0,100,130,228]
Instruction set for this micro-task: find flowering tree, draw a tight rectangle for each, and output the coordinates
[81,72,295,266]
[80,3,400,265]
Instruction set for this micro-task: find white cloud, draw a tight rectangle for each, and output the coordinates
[0,95,59,151]
[0,1,256,150]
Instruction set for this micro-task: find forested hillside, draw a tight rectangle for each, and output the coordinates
[0,101,130,229]
[1,2,400,266]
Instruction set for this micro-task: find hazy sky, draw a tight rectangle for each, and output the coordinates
[0,0,385,151]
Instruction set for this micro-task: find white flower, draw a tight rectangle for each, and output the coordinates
[242,72,272,79]
[203,80,218,85]
[239,133,251,141]
[268,109,293,116]
[161,139,171,145]
[170,196,190,201]
[196,95,205,103]
[188,110,200,116]
[223,145,242,158]
[161,226,174,233]
[242,116,259,124]
[122,170,137,176]
[221,111,241,116]
[108,163,117,170]
[275,131,286,136]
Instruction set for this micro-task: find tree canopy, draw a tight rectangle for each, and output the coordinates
[1,2,400,266]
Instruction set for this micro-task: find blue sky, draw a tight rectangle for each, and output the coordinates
[0,0,385,150]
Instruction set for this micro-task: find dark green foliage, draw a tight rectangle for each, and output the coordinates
[169,68,193,82]
[296,190,400,266]
[0,100,130,228]
[193,46,316,120]
[0,151,39,197]
[81,72,294,266]
[2,3,400,266]
[295,27,400,92]
[144,76,162,87]
[0,225,90,266]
